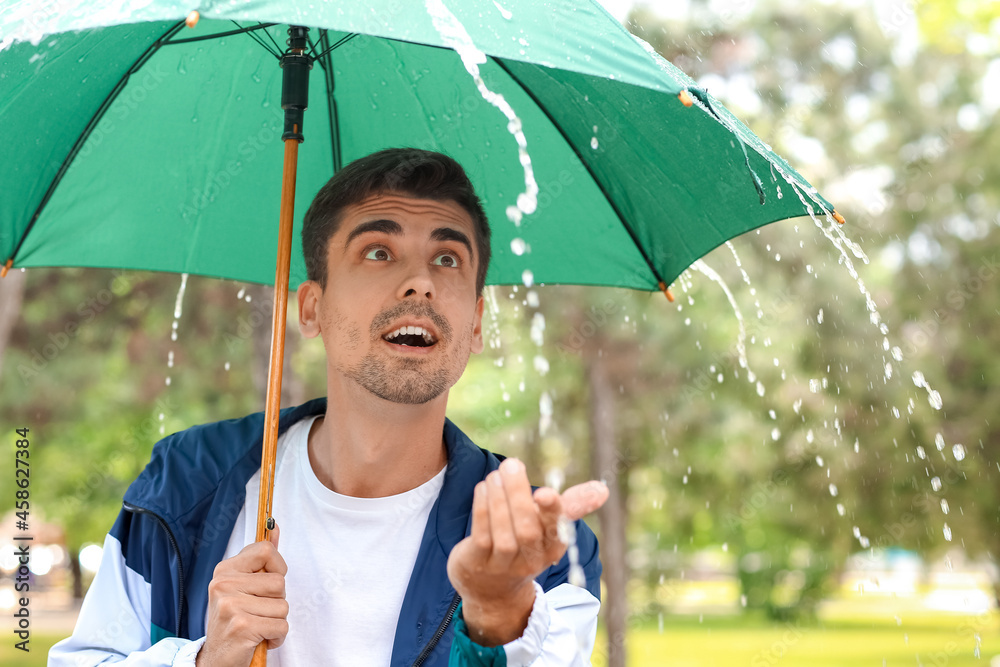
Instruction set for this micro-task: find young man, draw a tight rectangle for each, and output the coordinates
[50,149,608,666]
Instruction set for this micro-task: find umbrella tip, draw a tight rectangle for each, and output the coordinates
[832,210,846,225]
[185,10,200,29]
[0,258,11,278]
[658,281,675,302]
[678,90,694,107]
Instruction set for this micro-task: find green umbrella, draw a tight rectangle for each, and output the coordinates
[1,4,842,661]
[1,0,841,292]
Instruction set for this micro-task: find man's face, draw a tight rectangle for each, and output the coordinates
[298,193,485,405]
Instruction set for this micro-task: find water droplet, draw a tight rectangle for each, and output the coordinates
[530,312,545,346]
[943,523,952,541]
[829,484,838,497]
[682,475,689,485]
[224,361,231,371]
[516,192,536,215]
[836,503,845,516]
[533,355,549,375]
[771,428,781,441]
[940,499,949,514]
[912,371,926,387]
[817,308,824,324]
[756,381,765,396]
[815,455,823,467]
[884,363,893,380]
[506,205,522,226]
[931,476,942,492]
[809,379,822,393]
[935,433,946,451]
[916,446,926,459]
[590,136,599,149]
[952,444,966,461]
[891,346,903,361]
[793,399,802,414]
[521,269,534,287]
[526,290,539,308]
[510,238,527,255]
[928,390,942,410]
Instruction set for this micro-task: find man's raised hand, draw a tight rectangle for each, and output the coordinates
[446,458,609,647]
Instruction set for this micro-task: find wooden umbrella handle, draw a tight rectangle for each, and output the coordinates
[248,134,299,667]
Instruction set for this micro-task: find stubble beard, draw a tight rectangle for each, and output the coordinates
[348,355,454,405]
[344,301,465,405]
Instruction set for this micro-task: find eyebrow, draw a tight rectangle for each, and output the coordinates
[343,219,403,248]
[431,226,474,260]
[344,219,474,261]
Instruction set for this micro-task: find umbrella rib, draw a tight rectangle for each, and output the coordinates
[164,22,279,56]
[311,33,359,61]
[258,23,286,56]
[5,20,188,270]
[491,58,668,292]
[312,31,342,173]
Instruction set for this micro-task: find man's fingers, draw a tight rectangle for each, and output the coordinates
[485,470,518,565]
[218,540,288,577]
[469,481,492,556]
[499,459,543,549]
[560,481,610,521]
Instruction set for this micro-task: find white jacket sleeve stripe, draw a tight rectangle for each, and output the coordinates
[47,533,204,666]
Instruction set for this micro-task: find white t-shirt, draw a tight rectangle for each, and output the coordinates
[220,415,446,666]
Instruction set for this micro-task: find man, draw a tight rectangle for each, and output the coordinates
[50,149,608,666]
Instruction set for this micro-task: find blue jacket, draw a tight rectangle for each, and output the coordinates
[97,397,601,665]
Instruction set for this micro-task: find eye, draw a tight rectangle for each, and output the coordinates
[364,247,392,261]
[432,252,460,268]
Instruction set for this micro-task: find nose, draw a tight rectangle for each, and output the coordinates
[398,261,434,301]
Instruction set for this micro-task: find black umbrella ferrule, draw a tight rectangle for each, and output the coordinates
[280,26,312,143]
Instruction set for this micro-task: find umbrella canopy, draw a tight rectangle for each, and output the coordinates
[0,0,837,294]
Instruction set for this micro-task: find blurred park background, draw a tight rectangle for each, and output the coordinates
[2,0,1000,664]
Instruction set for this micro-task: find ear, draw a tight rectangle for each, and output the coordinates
[470,295,485,354]
[297,280,322,338]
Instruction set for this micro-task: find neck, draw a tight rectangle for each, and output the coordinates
[308,377,449,498]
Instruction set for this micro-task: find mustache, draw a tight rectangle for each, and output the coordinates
[370,302,453,340]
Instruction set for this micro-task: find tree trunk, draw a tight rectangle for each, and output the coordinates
[0,268,27,374]
[250,285,303,407]
[69,547,84,599]
[588,353,628,667]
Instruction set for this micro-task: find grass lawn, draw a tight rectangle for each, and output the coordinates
[8,613,998,666]
[594,611,1000,666]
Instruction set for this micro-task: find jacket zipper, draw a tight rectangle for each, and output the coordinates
[122,502,187,639]
[411,593,460,667]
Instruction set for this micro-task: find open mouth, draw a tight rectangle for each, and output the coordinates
[383,325,437,348]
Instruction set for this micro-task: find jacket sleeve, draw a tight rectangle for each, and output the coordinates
[47,530,206,666]
[449,517,602,666]
[448,581,600,667]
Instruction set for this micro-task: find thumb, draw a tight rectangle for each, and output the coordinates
[560,481,609,521]
[268,521,280,549]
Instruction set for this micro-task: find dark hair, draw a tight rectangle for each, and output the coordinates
[302,148,491,296]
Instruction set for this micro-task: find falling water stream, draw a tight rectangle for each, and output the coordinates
[425,0,589,583]
[161,273,189,434]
